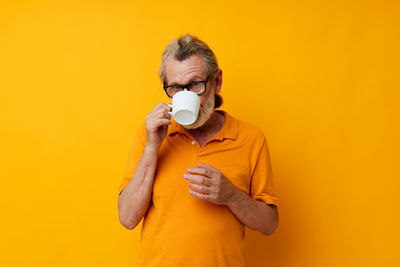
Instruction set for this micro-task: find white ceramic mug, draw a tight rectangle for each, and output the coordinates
[168,91,200,126]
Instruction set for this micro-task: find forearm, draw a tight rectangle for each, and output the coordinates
[118,145,159,230]
[227,186,279,236]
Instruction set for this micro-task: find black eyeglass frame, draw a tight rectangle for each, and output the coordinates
[163,78,209,98]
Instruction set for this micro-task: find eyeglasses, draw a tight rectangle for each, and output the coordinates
[163,77,208,98]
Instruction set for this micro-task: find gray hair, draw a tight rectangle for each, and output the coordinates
[158,33,222,108]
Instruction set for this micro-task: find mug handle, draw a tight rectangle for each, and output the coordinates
[168,104,173,116]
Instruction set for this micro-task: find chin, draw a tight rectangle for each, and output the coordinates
[182,119,206,130]
[183,92,215,130]
[183,110,214,130]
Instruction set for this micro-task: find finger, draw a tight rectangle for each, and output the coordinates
[188,182,210,194]
[197,162,219,171]
[183,173,210,185]
[188,190,209,200]
[158,102,172,111]
[164,109,171,119]
[147,110,171,122]
[152,102,171,113]
[159,106,172,118]
[152,118,172,129]
[187,167,215,178]
[151,102,164,112]
[152,110,171,119]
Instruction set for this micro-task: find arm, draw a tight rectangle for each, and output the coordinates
[118,102,172,230]
[228,133,279,235]
[227,186,279,236]
[118,145,159,230]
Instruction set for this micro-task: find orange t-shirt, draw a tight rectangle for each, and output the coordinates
[118,110,279,267]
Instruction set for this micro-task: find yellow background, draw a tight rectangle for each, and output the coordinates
[1,0,399,266]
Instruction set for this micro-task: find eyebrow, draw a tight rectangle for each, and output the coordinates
[168,76,204,86]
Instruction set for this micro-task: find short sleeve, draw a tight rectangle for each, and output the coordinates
[118,122,146,195]
[250,136,279,207]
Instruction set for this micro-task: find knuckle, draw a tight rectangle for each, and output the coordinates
[154,103,163,110]
[213,187,219,194]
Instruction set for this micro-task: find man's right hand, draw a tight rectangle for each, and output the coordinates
[145,102,172,149]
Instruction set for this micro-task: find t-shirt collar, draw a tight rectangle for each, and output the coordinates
[167,110,238,141]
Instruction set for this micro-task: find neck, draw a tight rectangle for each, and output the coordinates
[186,110,224,137]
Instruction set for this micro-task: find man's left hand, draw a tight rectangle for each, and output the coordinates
[183,163,237,205]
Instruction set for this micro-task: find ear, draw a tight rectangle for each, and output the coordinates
[214,69,223,94]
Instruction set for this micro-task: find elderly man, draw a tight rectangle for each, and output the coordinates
[118,34,279,267]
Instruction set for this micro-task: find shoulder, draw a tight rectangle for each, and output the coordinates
[238,120,265,139]
[228,112,266,140]
[221,110,267,148]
